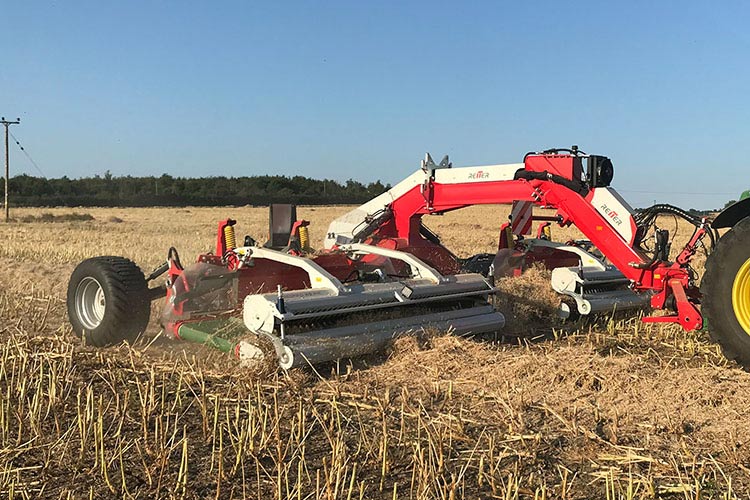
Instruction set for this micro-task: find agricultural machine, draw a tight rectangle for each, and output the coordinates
[67,147,750,369]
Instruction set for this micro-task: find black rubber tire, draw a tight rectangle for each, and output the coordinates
[66,256,151,347]
[702,216,750,368]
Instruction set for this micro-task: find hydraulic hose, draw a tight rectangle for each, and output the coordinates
[513,169,589,196]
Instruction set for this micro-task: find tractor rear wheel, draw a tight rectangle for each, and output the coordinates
[67,256,150,347]
[702,216,750,368]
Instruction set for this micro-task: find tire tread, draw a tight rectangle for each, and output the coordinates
[702,217,750,368]
[66,256,150,347]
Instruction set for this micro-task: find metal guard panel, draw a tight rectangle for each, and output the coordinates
[713,198,750,229]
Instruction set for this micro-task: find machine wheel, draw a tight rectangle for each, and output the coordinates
[702,216,750,368]
[67,256,150,347]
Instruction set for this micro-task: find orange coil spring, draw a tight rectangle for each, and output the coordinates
[224,224,237,250]
[299,225,310,250]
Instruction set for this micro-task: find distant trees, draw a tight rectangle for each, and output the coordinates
[721,190,750,209]
[1,174,390,207]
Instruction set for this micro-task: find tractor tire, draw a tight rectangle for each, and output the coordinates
[702,216,750,368]
[67,256,151,347]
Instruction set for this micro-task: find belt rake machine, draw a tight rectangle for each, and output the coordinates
[67,147,750,369]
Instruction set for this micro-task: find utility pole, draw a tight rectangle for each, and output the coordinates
[2,117,20,222]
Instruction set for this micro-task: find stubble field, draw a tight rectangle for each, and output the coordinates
[0,205,748,499]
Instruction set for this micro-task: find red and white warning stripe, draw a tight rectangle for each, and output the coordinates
[510,200,533,235]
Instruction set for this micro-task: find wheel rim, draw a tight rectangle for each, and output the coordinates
[732,257,750,335]
[75,277,106,330]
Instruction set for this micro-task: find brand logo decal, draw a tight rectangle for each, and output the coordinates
[468,170,489,179]
[600,203,623,226]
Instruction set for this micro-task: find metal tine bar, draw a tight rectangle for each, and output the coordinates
[281,310,506,369]
[275,274,493,312]
[275,288,495,322]
[285,305,497,343]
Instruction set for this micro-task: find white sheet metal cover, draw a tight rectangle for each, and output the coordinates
[590,187,637,244]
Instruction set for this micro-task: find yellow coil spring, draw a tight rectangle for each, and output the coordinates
[224,224,237,250]
[299,225,310,251]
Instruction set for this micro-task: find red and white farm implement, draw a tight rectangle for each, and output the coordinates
[66,147,750,369]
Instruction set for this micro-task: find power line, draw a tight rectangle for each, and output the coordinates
[8,130,46,178]
[619,189,738,196]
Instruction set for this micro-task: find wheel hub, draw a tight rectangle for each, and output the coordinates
[75,277,106,330]
[732,257,750,335]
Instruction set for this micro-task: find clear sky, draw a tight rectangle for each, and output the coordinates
[2,1,748,209]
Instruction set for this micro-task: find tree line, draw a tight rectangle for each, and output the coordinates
[3,172,744,211]
[2,173,391,207]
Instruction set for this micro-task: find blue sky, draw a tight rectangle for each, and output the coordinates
[2,1,748,209]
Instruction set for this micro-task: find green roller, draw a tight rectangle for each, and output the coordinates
[175,318,246,354]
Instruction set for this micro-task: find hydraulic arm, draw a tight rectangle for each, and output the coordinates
[326,148,707,331]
